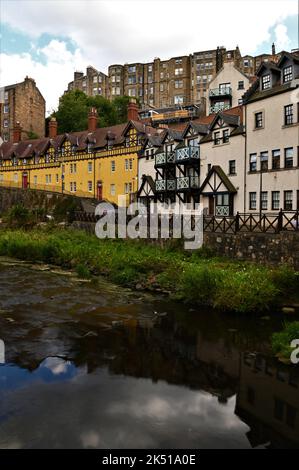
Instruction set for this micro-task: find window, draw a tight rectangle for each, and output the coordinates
[229,160,236,174]
[125,158,129,171]
[3,104,9,113]
[128,76,136,85]
[93,76,98,84]
[3,119,8,128]
[128,65,136,73]
[174,95,183,104]
[272,191,280,210]
[129,158,133,170]
[249,153,257,172]
[33,175,37,185]
[56,174,59,183]
[124,182,132,194]
[238,98,243,105]
[70,163,77,174]
[262,74,270,90]
[148,65,152,72]
[160,84,164,92]
[3,133,8,142]
[249,192,257,210]
[238,81,244,90]
[88,161,92,173]
[284,190,293,210]
[255,112,263,128]
[214,131,221,145]
[271,149,280,169]
[175,80,183,89]
[284,104,293,125]
[128,88,136,97]
[223,129,229,143]
[261,191,268,210]
[88,181,92,192]
[260,151,268,171]
[110,184,115,196]
[284,147,293,168]
[283,65,293,83]
[111,160,116,172]
[175,68,183,75]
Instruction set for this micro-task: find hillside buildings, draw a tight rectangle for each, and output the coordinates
[0,77,45,142]
[138,51,299,216]
[66,45,281,109]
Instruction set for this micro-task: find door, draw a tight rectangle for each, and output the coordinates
[22,173,28,189]
[97,181,103,201]
[208,196,214,215]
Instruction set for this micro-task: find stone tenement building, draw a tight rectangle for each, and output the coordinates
[66,43,282,109]
[0,76,45,142]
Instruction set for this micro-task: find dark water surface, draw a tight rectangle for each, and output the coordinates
[0,259,298,449]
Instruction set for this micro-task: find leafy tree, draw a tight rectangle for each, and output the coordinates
[52,90,135,134]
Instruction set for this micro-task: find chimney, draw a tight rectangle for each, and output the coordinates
[48,117,58,138]
[127,98,139,121]
[272,42,276,55]
[12,121,22,143]
[88,107,98,132]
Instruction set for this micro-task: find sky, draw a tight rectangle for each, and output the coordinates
[0,0,298,114]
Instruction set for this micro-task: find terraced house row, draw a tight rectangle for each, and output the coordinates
[0,51,298,216]
[0,101,159,206]
[138,51,299,215]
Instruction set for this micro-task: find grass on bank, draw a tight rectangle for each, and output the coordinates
[0,227,298,314]
[272,322,299,362]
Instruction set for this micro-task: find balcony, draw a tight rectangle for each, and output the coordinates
[155,151,175,168]
[155,179,176,192]
[209,86,232,97]
[209,103,231,114]
[176,176,200,192]
[175,146,200,164]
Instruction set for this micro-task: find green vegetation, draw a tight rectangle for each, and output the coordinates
[51,90,135,133]
[0,227,298,314]
[272,321,299,362]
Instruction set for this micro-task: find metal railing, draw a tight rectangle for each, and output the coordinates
[176,146,200,163]
[209,86,232,97]
[209,103,231,114]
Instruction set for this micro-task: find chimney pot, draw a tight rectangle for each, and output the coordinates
[272,42,276,55]
[48,117,58,138]
[127,98,139,121]
[88,107,98,132]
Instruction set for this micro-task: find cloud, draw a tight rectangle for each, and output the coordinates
[0,0,298,113]
[274,24,291,49]
[0,40,87,114]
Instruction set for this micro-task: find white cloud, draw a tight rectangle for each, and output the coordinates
[0,40,87,114]
[0,0,298,113]
[274,24,291,50]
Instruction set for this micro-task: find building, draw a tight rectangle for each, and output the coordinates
[243,51,299,213]
[66,45,251,109]
[138,50,299,216]
[206,61,251,114]
[0,100,157,206]
[67,66,109,98]
[0,76,45,142]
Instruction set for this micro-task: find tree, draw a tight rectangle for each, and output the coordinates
[52,90,135,134]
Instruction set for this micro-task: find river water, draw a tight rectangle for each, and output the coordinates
[0,259,298,449]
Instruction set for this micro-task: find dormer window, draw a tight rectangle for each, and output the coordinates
[87,143,93,153]
[262,74,271,90]
[283,65,293,83]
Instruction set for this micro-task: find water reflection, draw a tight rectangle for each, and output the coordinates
[0,262,298,449]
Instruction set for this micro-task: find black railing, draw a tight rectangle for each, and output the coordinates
[73,210,299,234]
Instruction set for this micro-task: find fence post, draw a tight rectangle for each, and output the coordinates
[235,212,239,233]
[277,208,283,232]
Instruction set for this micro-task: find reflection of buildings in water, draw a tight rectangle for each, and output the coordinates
[236,353,299,448]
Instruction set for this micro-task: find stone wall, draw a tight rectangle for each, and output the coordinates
[0,187,83,216]
[203,231,299,270]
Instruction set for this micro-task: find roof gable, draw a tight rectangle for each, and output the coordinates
[200,165,237,194]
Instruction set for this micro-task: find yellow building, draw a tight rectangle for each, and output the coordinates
[0,105,156,206]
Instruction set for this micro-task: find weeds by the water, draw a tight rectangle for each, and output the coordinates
[0,227,298,314]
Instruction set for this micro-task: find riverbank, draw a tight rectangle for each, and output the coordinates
[0,226,298,314]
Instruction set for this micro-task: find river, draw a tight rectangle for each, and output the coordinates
[0,258,298,449]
